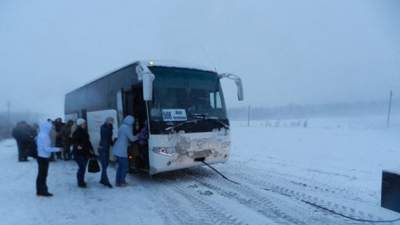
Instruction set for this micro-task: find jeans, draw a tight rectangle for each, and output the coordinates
[99,147,110,184]
[116,156,128,185]
[36,157,50,194]
[75,155,88,185]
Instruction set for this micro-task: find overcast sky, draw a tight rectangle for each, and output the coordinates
[0,0,399,117]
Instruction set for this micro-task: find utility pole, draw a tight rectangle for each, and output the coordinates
[387,90,393,128]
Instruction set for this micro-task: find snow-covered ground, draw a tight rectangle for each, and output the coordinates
[1,115,400,225]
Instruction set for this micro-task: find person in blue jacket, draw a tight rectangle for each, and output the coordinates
[36,121,63,197]
[113,116,137,187]
[98,117,114,188]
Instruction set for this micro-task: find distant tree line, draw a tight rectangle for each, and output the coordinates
[228,99,400,121]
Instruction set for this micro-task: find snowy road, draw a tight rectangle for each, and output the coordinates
[1,117,399,225]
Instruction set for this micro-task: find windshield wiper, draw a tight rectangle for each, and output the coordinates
[165,119,199,133]
[165,114,229,133]
[190,113,208,119]
[206,118,229,129]
[190,113,229,129]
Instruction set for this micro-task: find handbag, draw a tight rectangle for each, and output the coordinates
[88,158,100,173]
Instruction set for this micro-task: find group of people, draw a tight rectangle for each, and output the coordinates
[52,118,75,161]
[12,118,75,162]
[31,115,140,197]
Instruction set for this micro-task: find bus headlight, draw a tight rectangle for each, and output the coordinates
[152,147,176,156]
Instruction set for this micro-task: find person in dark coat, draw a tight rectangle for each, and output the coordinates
[27,123,38,159]
[72,118,94,188]
[54,118,65,160]
[98,117,114,188]
[12,121,31,162]
[137,120,149,169]
[11,122,24,161]
[61,120,74,160]
[137,120,149,145]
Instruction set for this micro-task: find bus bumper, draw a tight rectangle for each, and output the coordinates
[149,156,229,175]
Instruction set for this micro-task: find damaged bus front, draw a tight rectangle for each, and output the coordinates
[139,62,244,175]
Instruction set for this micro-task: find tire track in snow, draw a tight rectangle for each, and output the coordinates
[147,172,249,225]
[223,169,391,223]
[183,171,308,225]
[141,178,201,225]
[189,167,396,224]
[228,162,373,204]
[171,184,249,225]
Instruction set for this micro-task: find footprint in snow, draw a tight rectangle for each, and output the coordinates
[198,190,214,196]
[188,184,198,189]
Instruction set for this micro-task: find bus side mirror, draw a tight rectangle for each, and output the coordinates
[137,64,155,101]
[235,78,244,101]
[143,72,155,101]
[220,73,244,101]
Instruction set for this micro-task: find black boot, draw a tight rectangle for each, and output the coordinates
[100,181,113,188]
[37,192,53,197]
[78,182,87,188]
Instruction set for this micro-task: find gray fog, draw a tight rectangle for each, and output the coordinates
[0,0,399,117]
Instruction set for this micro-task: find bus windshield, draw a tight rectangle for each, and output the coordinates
[148,66,228,125]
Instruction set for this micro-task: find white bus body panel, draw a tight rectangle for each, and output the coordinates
[148,129,231,175]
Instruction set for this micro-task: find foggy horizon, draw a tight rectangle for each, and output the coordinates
[1,0,399,117]
[1,2,400,222]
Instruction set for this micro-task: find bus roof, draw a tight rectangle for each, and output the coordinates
[66,60,217,95]
[140,60,216,73]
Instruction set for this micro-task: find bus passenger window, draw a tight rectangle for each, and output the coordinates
[210,92,222,109]
[210,93,216,108]
[215,92,222,108]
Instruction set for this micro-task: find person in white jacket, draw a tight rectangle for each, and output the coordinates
[36,121,63,197]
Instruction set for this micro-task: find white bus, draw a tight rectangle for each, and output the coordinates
[65,60,244,175]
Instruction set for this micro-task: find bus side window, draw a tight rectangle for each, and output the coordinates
[215,92,222,108]
[210,92,222,109]
[210,93,216,108]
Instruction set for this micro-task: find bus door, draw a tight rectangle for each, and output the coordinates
[124,86,149,171]
[132,85,149,170]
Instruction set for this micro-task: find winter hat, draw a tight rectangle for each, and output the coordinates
[76,118,86,126]
[123,116,135,126]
